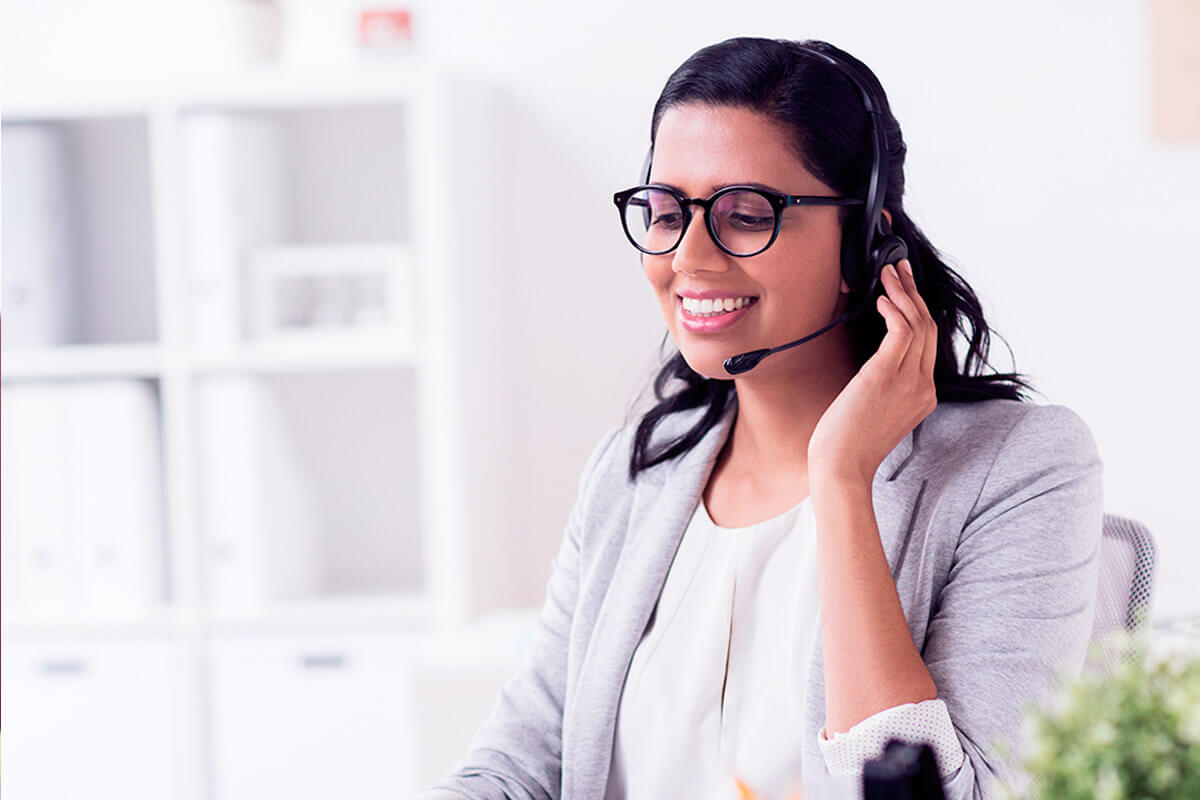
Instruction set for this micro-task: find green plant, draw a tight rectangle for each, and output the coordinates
[1003,631,1200,800]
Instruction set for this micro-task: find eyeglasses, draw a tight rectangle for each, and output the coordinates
[612,184,865,257]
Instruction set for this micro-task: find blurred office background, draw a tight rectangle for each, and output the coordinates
[1,1,1197,798]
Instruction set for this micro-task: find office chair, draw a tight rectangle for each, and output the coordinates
[1084,512,1157,675]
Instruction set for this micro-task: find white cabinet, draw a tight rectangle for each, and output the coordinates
[0,64,497,800]
[0,636,182,800]
[206,627,532,799]
[207,632,417,800]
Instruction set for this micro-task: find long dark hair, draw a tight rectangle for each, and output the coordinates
[626,36,1037,482]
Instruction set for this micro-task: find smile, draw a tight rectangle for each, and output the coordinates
[677,294,759,333]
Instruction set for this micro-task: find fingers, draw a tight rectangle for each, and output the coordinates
[895,259,938,377]
[880,258,937,378]
[879,261,922,373]
[875,288,913,372]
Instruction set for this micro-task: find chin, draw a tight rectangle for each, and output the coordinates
[676,347,736,381]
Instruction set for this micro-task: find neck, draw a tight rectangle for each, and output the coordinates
[721,325,858,481]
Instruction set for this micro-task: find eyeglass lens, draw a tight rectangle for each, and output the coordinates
[623,188,776,255]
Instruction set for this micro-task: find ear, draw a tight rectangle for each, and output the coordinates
[842,207,896,293]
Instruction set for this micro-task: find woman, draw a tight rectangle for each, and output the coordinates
[418,37,1103,800]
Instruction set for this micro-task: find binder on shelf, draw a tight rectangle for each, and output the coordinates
[0,124,78,347]
[181,112,286,348]
[1,384,77,612]
[0,380,166,616]
[68,380,167,610]
[197,375,320,609]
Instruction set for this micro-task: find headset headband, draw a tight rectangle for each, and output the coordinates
[642,43,891,275]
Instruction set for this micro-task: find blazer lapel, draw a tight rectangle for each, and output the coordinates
[565,401,737,799]
[564,400,927,799]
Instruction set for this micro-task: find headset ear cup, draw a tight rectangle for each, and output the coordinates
[850,234,907,306]
[869,235,909,274]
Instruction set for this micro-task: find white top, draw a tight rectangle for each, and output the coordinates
[605,494,964,800]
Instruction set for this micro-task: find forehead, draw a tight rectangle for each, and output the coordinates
[651,103,826,194]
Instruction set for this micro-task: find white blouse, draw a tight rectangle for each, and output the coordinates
[604,493,964,800]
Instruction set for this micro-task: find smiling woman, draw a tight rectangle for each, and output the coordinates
[625,40,1035,482]
[417,36,1103,800]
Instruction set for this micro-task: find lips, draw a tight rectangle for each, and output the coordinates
[677,294,758,333]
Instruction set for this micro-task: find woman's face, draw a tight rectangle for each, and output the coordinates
[644,103,853,380]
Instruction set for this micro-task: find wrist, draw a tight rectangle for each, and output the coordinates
[809,462,876,491]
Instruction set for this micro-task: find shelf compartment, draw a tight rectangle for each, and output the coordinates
[179,104,414,347]
[195,369,425,610]
[1,115,158,347]
[0,378,169,616]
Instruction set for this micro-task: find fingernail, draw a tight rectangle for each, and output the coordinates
[902,260,912,276]
[887,263,898,278]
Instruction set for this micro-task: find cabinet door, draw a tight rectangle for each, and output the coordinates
[207,632,418,800]
[0,637,180,799]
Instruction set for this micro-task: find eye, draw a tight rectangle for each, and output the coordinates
[728,212,774,231]
[652,212,683,229]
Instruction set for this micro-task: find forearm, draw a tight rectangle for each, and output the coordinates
[811,471,938,736]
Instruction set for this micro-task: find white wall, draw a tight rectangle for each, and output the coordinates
[4,0,1196,618]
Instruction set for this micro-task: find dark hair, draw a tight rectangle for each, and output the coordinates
[626,36,1037,482]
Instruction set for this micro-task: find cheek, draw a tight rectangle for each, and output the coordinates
[642,255,673,293]
[768,237,839,290]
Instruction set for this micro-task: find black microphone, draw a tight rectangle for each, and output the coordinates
[722,293,872,375]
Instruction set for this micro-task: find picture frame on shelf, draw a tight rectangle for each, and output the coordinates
[247,242,415,346]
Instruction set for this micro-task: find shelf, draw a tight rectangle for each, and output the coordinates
[1,342,165,380]
[0,340,422,379]
[2,64,430,121]
[201,592,433,635]
[192,337,421,374]
[1,593,435,639]
[0,607,179,639]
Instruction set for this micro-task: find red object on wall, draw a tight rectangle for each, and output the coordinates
[358,8,412,49]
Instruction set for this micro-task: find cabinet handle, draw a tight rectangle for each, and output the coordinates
[41,659,86,675]
[300,653,346,670]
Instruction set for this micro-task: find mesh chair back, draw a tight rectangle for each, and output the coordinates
[1085,513,1156,675]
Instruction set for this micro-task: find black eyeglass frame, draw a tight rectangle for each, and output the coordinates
[612,183,866,258]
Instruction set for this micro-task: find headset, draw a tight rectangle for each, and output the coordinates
[639,44,908,375]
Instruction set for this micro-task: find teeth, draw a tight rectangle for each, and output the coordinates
[681,296,755,316]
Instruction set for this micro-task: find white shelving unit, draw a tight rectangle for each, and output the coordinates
[1,65,530,800]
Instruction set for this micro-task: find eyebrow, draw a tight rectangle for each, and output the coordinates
[655,180,786,195]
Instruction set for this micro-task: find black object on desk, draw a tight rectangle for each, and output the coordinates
[862,740,946,800]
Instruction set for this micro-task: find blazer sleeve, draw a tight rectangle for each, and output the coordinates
[413,423,624,800]
[922,403,1104,800]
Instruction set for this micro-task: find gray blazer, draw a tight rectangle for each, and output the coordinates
[417,395,1104,800]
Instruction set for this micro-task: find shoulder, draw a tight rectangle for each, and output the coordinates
[918,399,1104,560]
[575,402,715,502]
[917,398,1102,483]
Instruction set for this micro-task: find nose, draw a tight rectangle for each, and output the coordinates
[672,204,729,276]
